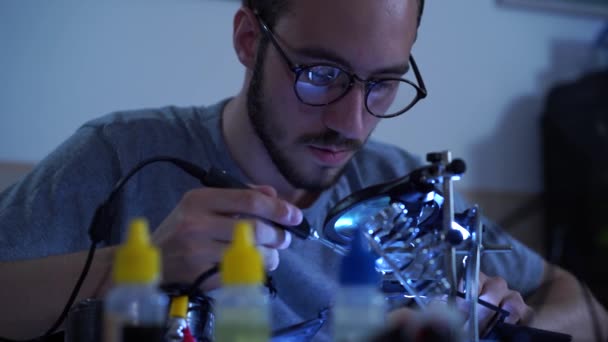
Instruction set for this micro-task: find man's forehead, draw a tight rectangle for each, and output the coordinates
[275,0,418,74]
[284,0,417,24]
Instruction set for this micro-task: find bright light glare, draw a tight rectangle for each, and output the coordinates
[451,221,470,240]
[334,217,353,229]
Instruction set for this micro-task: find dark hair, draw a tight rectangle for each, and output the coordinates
[243,0,425,29]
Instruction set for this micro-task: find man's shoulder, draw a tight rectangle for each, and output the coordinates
[349,139,423,185]
[81,100,226,133]
[63,99,230,169]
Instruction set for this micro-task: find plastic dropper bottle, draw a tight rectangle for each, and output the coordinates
[103,217,168,342]
[214,220,270,342]
[333,229,386,342]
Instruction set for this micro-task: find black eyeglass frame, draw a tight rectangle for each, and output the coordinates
[253,11,428,118]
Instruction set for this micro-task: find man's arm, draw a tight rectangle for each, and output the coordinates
[0,185,298,340]
[526,262,608,341]
[0,247,115,340]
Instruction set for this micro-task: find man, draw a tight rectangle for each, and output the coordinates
[0,0,606,340]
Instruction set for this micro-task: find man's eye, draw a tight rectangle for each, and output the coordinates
[303,66,341,86]
[370,80,398,94]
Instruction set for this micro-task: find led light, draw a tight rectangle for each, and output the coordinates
[334,217,353,229]
[451,221,470,240]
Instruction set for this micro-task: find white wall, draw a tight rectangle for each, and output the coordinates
[0,0,243,160]
[383,1,605,193]
[0,1,605,192]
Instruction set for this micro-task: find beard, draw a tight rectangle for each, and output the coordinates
[246,41,364,191]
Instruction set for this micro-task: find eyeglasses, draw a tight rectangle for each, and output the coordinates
[254,12,427,118]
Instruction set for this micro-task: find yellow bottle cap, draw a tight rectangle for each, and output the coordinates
[220,220,264,286]
[112,217,161,284]
[169,295,189,318]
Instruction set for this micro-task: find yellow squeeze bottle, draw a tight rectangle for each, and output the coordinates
[214,220,270,342]
[103,218,168,342]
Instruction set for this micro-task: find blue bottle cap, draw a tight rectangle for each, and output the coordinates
[339,229,381,285]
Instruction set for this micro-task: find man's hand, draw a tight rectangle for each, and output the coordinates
[379,273,534,340]
[151,185,301,291]
[459,272,533,335]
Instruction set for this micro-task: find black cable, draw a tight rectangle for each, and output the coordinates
[188,264,220,296]
[456,291,510,318]
[42,243,97,339]
[0,243,97,342]
[0,156,215,342]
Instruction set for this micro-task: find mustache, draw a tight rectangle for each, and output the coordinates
[298,130,363,150]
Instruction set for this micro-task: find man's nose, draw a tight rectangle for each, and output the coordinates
[321,84,367,140]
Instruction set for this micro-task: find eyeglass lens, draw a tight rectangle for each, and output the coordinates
[295,66,419,117]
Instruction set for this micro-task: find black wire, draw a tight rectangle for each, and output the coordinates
[188,264,220,296]
[0,243,97,342]
[456,291,510,319]
[42,243,97,338]
[107,157,209,209]
[0,156,213,342]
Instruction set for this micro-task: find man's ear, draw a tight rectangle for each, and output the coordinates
[233,7,261,70]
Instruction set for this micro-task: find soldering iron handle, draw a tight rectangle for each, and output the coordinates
[287,218,313,240]
[202,167,313,240]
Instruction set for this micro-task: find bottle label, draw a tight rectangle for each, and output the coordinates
[103,314,164,342]
[215,324,269,342]
[214,307,269,342]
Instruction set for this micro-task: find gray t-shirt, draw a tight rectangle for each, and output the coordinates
[0,98,544,341]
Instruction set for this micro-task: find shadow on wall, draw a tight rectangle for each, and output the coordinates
[467,38,598,257]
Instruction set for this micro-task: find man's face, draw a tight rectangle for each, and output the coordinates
[247,0,418,191]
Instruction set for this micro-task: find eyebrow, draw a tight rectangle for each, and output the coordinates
[291,46,410,76]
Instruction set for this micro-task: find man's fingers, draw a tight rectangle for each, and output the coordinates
[254,220,292,249]
[183,187,302,226]
[258,246,280,271]
[170,214,242,242]
[457,273,532,335]
[501,292,532,324]
[155,186,296,291]
[476,299,499,331]
[477,275,531,328]
[477,276,510,330]
[249,184,278,198]
[167,209,291,249]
